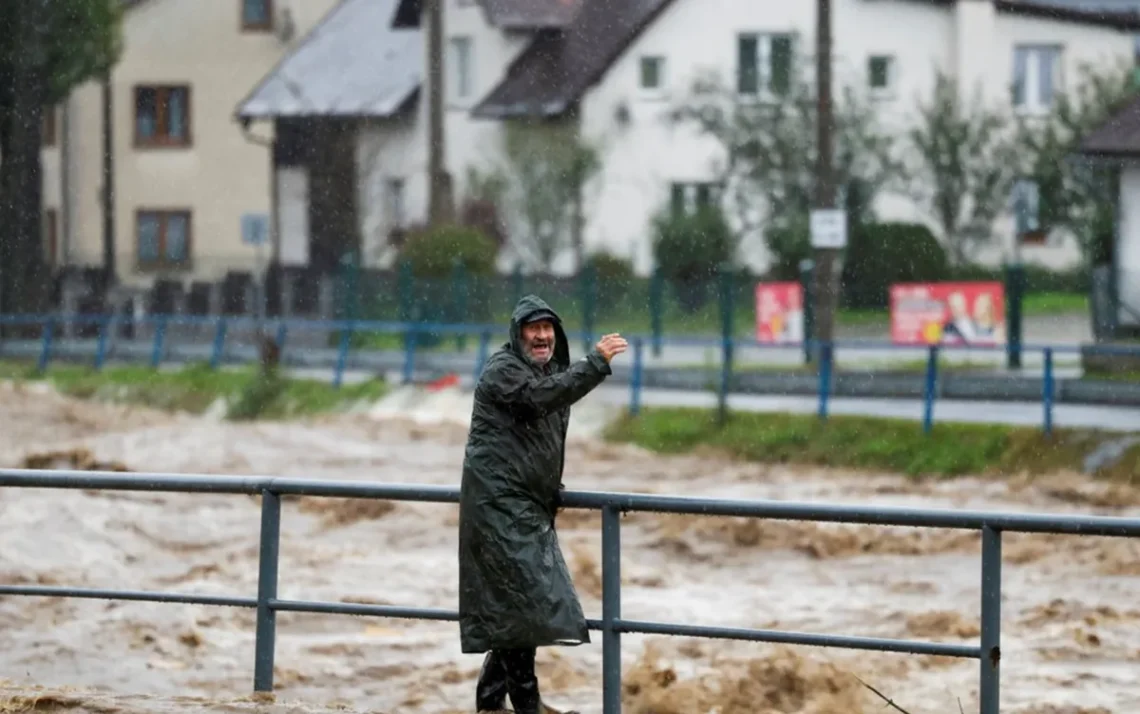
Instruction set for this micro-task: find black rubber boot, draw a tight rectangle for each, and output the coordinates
[476,651,509,713]
[500,648,542,714]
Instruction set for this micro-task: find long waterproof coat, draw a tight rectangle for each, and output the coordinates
[457,295,613,653]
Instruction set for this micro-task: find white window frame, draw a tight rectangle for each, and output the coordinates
[867,54,896,98]
[638,55,667,99]
[1012,44,1062,115]
[448,35,474,105]
[737,32,796,100]
[385,178,406,230]
[669,181,723,217]
[1011,178,1044,242]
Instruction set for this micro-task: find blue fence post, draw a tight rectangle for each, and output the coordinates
[1042,347,1054,437]
[333,325,352,389]
[253,489,281,692]
[601,505,623,714]
[37,319,55,373]
[817,342,833,421]
[275,323,289,359]
[402,324,419,385]
[473,330,491,382]
[922,345,940,435]
[979,525,1002,714]
[94,315,110,371]
[209,319,228,370]
[150,317,168,369]
[630,338,644,416]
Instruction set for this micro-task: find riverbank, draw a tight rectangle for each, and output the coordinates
[604,407,1140,479]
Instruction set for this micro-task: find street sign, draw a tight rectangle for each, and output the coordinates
[810,209,847,249]
[242,213,270,247]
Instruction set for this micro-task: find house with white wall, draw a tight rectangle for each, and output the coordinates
[239,0,1139,279]
[1078,95,1140,332]
[44,0,340,296]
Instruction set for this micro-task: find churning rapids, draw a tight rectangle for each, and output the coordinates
[0,379,1138,714]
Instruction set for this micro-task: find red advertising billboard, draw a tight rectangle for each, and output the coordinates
[755,282,804,344]
[890,282,1006,346]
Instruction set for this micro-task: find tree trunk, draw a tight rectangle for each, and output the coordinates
[0,0,50,325]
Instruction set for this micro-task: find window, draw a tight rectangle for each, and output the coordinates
[42,106,57,147]
[737,33,794,97]
[448,36,473,103]
[867,55,894,94]
[385,178,406,229]
[43,208,58,265]
[242,0,273,31]
[1011,179,1044,244]
[639,56,665,92]
[670,182,721,218]
[137,210,191,270]
[1013,45,1061,112]
[135,85,191,147]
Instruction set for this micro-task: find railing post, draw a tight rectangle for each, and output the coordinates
[817,342,833,421]
[601,505,623,714]
[275,323,289,358]
[1042,347,1054,437]
[333,325,352,389]
[94,315,111,371]
[253,489,282,692]
[473,330,491,382]
[403,324,418,385]
[150,317,168,369]
[923,345,940,435]
[979,525,1002,714]
[37,319,56,373]
[209,318,228,370]
[630,338,644,416]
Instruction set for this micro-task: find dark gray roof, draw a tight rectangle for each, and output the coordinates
[472,0,1140,120]
[236,0,421,119]
[393,0,582,29]
[471,0,674,118]
[1079,95,1140,157]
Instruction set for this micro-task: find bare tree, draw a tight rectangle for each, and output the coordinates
[907,71,1020,266]
[670,59,904,272]
[1015,60,1138,266]
[479,119,601,273]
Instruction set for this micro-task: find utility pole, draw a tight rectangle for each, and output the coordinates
[812,0,841,351]
[426,0,454,227]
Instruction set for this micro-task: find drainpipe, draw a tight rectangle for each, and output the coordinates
[60,94,72,266]
[101,72,116,292]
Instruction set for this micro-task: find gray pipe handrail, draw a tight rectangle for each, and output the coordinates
[3,466,1140,713]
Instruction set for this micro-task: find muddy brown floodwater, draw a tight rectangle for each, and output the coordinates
[1,380,1139,714]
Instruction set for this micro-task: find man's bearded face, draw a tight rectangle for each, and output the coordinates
[521,320,555,366]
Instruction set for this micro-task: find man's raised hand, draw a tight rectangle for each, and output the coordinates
[595,333,628,363]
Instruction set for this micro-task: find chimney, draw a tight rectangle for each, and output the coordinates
[954,0,997,103]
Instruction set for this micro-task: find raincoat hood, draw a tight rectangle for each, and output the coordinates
[508,294,571,369]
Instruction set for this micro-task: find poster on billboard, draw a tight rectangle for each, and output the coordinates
[755,282,804,344]
[889,282,1006,346]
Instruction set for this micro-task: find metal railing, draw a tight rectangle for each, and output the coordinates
[2,468,1140,713]
[5,312,1140,435]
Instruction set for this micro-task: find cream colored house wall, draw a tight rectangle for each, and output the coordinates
[46,0,339,286]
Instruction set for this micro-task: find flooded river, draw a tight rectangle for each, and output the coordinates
[0,379,1138,713]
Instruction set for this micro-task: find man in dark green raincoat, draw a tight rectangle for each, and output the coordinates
[458,295,628,714]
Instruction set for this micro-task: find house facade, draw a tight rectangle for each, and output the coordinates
[1079,96,1140,332]
[240,0,1139,281]
[42,0,340,292]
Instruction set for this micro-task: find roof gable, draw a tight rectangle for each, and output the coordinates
[473,0,1140,120]
[394,0,583,29]
[236,0,421,119]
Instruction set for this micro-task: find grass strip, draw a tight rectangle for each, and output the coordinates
[604,407,1140,479]
[0,360,387,420]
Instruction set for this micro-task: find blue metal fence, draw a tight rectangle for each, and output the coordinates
[3,312,1140,435]
[2,467,1140,713]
